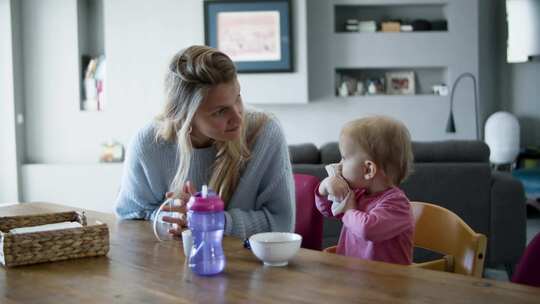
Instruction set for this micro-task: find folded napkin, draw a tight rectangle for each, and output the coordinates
[325,163,353,216]
[9,222,83,234]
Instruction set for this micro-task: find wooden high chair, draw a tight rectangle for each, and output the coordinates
[410,201,487,277]
[323,201,487,277]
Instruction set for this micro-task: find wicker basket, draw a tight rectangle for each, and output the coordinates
[0,211,109,267]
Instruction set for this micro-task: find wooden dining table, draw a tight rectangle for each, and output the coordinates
[0,202,539,303]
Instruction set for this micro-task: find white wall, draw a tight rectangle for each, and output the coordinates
[258,98,455,146]
[22,163,122,213]
[20,0,204,164]
[21,0,80,164]
[102,0,205,160]
[21,0,308,164]
[0,0,20,204]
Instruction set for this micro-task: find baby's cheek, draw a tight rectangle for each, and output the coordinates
[344,169,362,187]
[342,169,354,183]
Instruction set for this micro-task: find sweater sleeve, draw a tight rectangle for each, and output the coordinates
[341,194,412,242]
[314,182,334,217]
[115,131,162,221]
[224,119,295,238]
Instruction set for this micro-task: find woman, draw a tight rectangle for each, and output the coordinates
[115,45,295,238]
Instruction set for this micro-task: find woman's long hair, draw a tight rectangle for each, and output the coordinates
[156,45,267,203]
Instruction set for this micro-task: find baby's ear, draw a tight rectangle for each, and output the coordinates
[364,160,376,180]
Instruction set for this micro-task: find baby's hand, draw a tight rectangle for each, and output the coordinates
[342,192,357,212]
[319,176,349,200]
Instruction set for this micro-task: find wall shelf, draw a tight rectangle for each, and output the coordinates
[307,0,474,103]
[335,31,447,34]
[331,32,451,67]
[77,0,105,112]
[336,95,447,101]
[334,2,448,33]
[336,67,447,96]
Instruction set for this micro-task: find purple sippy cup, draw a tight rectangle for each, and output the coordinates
[186,185,226,276]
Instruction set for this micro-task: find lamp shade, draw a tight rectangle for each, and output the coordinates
[484,111,520,164]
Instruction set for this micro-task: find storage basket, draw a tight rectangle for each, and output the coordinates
[0,211,109,267]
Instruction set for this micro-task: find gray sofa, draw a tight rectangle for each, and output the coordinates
[289,140,526,269]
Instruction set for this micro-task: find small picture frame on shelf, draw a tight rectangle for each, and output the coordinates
[385,71,415,95]
[204,0,293,73]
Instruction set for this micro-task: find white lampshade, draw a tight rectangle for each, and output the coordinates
[484,111,520,164]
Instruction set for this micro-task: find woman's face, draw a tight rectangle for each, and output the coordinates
[191,79,244,147]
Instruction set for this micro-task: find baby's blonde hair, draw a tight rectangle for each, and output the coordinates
[341,116,414,185]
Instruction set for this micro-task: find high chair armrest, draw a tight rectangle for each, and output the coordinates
[411,255,454,272]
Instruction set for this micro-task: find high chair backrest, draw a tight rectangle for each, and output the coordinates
[293,174,323,250]
[410,201,487,277]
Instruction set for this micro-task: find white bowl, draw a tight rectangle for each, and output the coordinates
[249,232,302,267]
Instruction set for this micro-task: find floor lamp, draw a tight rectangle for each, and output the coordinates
[446,72,480,140]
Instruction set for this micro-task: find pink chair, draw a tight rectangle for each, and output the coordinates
[511,232,540,287]
[294,173,323,250]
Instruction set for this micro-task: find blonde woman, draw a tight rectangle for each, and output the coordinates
[115,46,295,238]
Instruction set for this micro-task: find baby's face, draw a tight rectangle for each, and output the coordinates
[338,135,369,189]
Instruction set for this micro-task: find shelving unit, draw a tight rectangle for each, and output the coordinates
[334,2,448,33]
[307,0,481,109]
[330,1,451,99]
[77,0,105,112]
[336,67,447,97]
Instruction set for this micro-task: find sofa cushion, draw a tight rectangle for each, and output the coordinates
[289,143,320,164]
[413,140,490,163]
[320,143,341,164]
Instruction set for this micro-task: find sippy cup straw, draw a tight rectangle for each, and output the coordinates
[202,185,208,198]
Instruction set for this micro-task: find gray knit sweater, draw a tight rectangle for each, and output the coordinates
[114,114,295,238]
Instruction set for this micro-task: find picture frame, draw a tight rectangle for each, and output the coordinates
[204,0,293,73]
[385,71,416,95]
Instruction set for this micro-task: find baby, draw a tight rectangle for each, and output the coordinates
[316,116,415,265]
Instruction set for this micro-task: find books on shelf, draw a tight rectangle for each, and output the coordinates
[341,20,447,33]
[381,21,401,32]
[400,24,413,32]
[358,21,377,32]
[83,55,106,111]
[344,20,377,32]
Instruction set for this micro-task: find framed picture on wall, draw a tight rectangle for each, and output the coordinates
[385,71,416,95]
[204,0,293,73]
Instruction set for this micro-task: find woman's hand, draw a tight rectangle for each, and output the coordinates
[161,181,196,236]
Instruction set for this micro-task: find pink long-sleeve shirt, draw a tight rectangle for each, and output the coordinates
[315,186,414,265]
